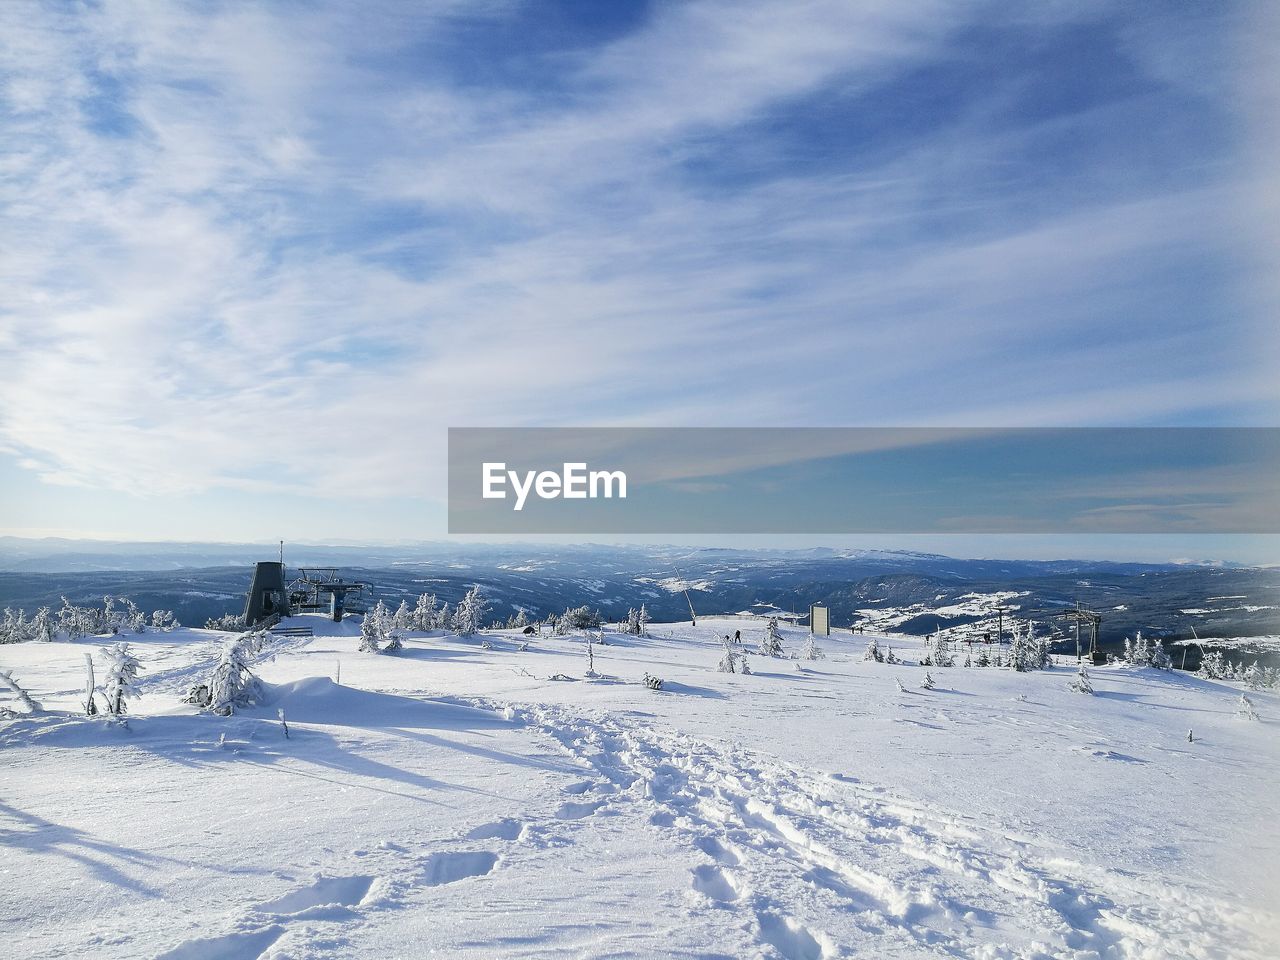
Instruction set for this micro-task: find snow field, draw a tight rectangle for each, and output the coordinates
[1,613,1277,958]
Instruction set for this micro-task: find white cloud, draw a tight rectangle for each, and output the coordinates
[0,0,1270,515]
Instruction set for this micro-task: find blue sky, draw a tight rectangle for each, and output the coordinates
[0,1,1276,561]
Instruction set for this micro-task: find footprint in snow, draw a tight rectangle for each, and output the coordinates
[252,874,375,919]
[691,863,741,903]
[466,818,525,841]
[419,850,499,886]
[554,798,606,820]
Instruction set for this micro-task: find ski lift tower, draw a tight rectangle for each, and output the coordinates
[288,568,368,622]
[1057,602,1104,665]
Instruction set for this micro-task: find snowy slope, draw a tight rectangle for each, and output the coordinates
[2,615,1277,959]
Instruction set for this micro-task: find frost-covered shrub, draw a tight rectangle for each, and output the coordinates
[0,670,42,715]
[150,610,179,631]
[863,636,883,663]
[622,605,651,636]
[920,671,935,690]
[760,617,784,658]
[205,612,247,632]
[412,592,439,630]
[1068,663,1094,695]
[800,633,825,661]
[453,587,490,636]
[556,605,601,634]
[643,673,664,690]
[1236,693,1260,721]
[207,633,264,716]
[718,634,749,674]
[99,642,143,716]
[358,613,383,653]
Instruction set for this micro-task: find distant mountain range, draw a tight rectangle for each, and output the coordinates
[0,539,1276,652]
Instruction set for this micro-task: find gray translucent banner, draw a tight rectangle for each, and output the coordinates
[448,427,1280,534]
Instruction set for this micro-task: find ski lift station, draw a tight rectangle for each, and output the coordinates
[242,561,368,625]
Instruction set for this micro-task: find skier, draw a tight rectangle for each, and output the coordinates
[733,629,741,645]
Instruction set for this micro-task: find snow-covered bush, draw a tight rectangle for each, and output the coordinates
[412,592,439,630]
[392,600,412,632]
[1236,693,1259,721]
[207,633,264,716]
[0,670,42,715]
[29,606,54,643]
[205,612,247,632]
[358,613,383,653]
[920,671,935,690]
[150,610,178,631]
[799,633,825,661]
[1243,661,1264,691]
[863,636,883,663]
[1068,663,1094,695]
[643,673,663,690]
[760,617,784,658]
[555,605,601,634]
[383,630,404,654]
[99,642,143,716]
[453,586,490,636]
[718,634,749,674]
[82,652,98,716]
[622,605,651,636]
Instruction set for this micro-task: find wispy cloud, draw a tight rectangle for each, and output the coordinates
[0,0,1272,526]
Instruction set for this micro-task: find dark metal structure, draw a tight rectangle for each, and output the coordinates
[1055,602,1104,664]
[243,561,291,625]
[287,567,368,622]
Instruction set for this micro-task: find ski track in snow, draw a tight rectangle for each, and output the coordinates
[113,682,1273,960]
[478,700,1274,960]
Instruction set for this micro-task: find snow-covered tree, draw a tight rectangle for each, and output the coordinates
[392,600,411,632]
[718,633,748,674]
[99,642,143,716]
[120,598,147,634]
[885,645,900,665]
[1149,638,1172,670]
[1068,663,1094,695]
[929,633,955,668]
[150,610,178,631]
[453,586,490,636]
[383,629,404,654]
[30,606,54,643]
[412,592,438,631]
[555,605,600,635]
[57,597,86,641]
[1237,693,1259,721]
[1244,661,1265,691]
[920,670,935,690]
[358,612,383,653]
[0,670,42,714]
[863,635,883,663]
[800,632,825,661]
[82,652,98,716]
[207,633,264,715]
[760,617,784,658]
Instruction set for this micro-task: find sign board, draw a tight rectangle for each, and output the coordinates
[810,604,830,636]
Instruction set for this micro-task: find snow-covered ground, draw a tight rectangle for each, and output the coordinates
[2,615,1278,959]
